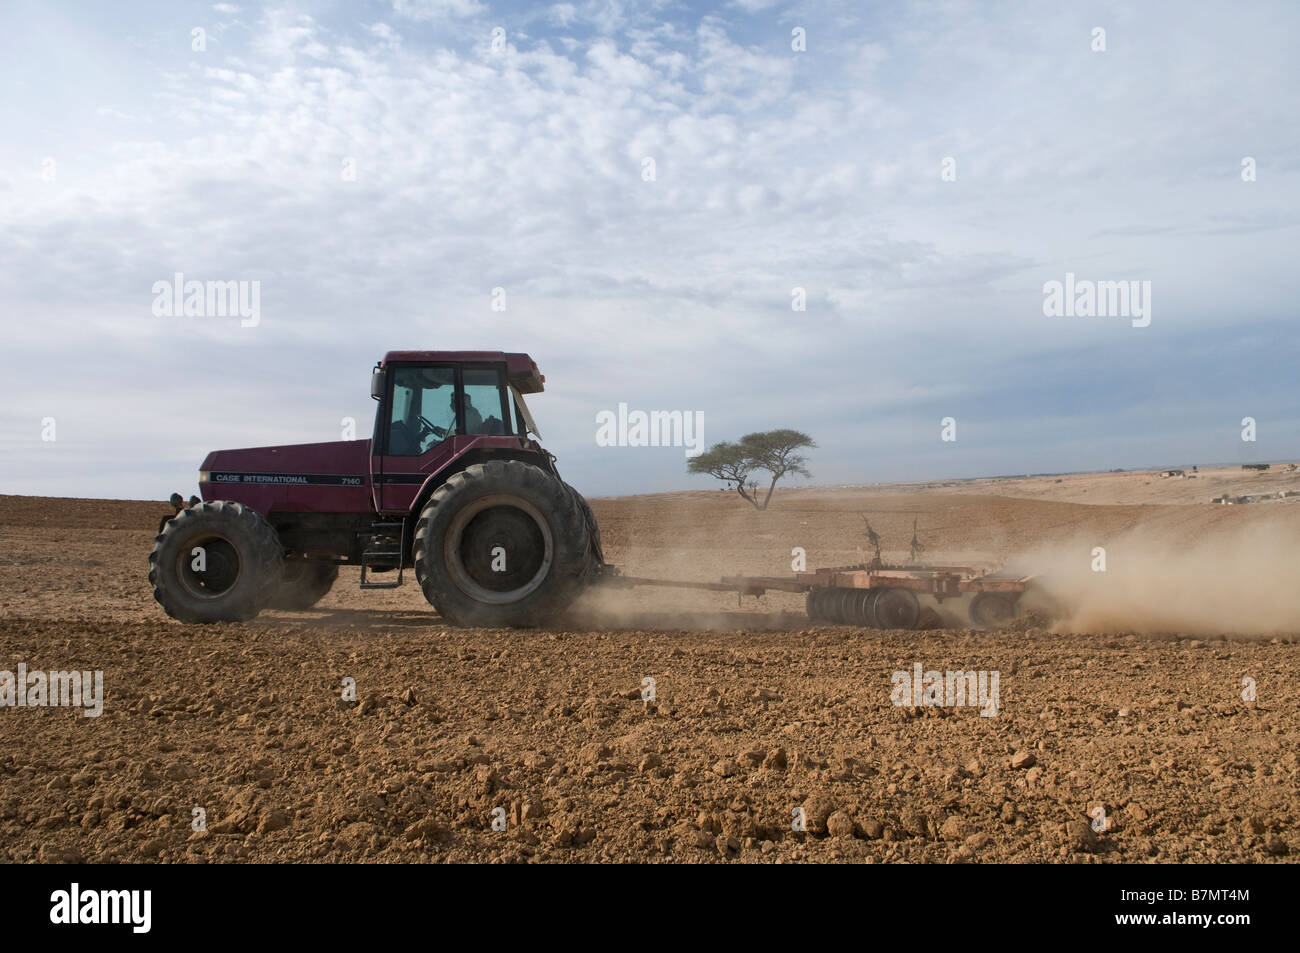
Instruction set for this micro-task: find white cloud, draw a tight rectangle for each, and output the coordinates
[391,0,486,21]
[0,1,1298,500]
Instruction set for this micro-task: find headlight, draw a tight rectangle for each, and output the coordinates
[199,470,210,482]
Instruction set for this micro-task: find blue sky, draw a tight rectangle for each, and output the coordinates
[1,0,1297,499]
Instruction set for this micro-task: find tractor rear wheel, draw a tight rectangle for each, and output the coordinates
[267,561,339,611]
[413,460,591,627]
[563,482,604,570]
[149,501,284,623]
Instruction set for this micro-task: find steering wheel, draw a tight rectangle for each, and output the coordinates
[416,414,448,439]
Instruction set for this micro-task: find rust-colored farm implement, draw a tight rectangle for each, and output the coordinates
[605,562,1034,630]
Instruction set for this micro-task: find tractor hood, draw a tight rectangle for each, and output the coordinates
[199,439,372,488]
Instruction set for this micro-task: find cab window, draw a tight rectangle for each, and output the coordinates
[460,368,509,435]
[386,366,455,456]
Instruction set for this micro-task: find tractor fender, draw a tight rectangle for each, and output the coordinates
[405,445,554,523]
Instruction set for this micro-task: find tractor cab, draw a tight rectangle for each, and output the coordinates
[367,351,547,515]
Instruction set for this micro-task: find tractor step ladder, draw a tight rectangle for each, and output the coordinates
[360,521,407,589]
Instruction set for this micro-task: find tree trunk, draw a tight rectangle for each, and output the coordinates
[759,473,780,510]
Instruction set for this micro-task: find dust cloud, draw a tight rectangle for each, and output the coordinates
[1009,520,1300,637]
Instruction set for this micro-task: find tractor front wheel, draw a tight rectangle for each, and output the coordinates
[149,501,284,623]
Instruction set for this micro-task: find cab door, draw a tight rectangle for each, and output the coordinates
[375,364,461,514]
[373,362,517,514]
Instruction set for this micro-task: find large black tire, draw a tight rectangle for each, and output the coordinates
[267,561,339,611]
[413,460,591,627]
[149,501,283,623]
[564,482,604,568]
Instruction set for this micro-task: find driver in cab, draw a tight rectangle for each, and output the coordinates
[390,388,483,454]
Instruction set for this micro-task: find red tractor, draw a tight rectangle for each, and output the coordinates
[150,351,603,627]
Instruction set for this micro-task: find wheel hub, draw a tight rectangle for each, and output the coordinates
[444,495,553,605]
[177,535,240,598]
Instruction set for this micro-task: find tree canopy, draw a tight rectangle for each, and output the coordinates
[688,429,815,509]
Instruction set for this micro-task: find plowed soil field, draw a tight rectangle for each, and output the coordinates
[1,468,1296,863]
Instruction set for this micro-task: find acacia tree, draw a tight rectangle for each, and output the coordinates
[741,429,815,509]
[688,429,815,510]
[687,441,761,508]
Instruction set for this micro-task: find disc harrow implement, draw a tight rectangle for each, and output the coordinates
[602,563,1034,630]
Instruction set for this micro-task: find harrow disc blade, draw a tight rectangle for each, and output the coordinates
[872,587,920,630]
